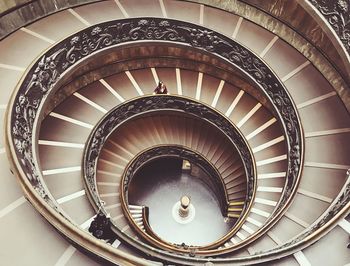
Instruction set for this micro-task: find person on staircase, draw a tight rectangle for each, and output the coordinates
[153,81,169,95]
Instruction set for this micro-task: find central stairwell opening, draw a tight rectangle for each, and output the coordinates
[128,156,237,246]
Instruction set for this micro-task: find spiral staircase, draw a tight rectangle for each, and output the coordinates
[1,0,350,265]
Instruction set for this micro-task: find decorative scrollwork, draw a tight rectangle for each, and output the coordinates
[83,96,255,216]
[11,18,301,215]
[9,17,305,261]
[309,0,350,53]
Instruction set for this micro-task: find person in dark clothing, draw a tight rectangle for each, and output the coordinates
[153,81,169,95]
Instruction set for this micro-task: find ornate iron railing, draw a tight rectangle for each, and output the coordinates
[82,96,255,253]
[9,17,302,217]
[118,145,247,251]
[83,96,254,206]
[308,0,350,56]
[7,17,305,263]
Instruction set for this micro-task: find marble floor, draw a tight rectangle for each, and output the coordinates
[128,158,237,246]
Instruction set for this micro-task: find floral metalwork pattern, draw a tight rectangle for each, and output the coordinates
[309,0,350,53]
[83,96,255,214]
[8,17,307,262]
[11,19,302,212]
